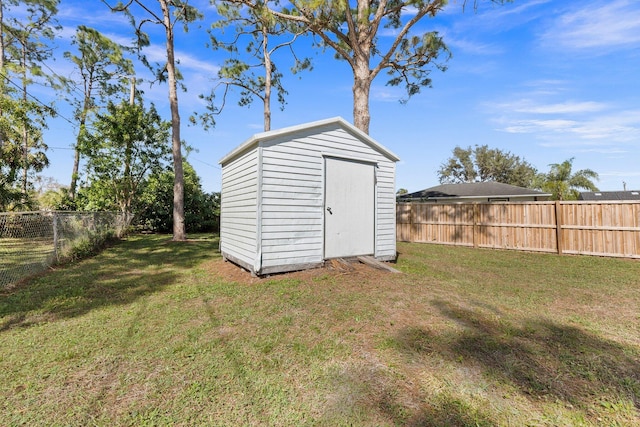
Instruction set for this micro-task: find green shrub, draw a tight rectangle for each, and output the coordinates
[57,230,117,263]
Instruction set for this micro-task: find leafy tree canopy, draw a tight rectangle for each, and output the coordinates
[196,1,311,131]
[0,95,50,210]
[534,157,599,201]
[135,161,220,233]
[438,145,538,188]
[0,0,59,202]
[64,25,135,199]
[102,0,203,241]
[230,0,511,133]
[81,100,171,214]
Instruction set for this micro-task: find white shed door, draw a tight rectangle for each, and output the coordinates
[324,157,375,258]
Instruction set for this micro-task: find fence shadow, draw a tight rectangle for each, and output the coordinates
[390,299,640,417]
[0,235,220,331]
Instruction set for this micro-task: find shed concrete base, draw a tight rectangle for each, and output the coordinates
[222,251,397,277]
[222,252,324,276]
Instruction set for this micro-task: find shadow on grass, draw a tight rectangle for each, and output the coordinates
[0,234,219,331]
[320,355,496,426]
[389,300,640,421]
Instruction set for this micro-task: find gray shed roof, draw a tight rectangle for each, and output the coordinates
[219,116,400,165]
[399,182,551,201]
[579,191,640,201]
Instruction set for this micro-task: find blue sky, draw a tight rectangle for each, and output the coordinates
[34,0,640,193]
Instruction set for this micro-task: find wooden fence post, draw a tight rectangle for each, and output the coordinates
[473,203,480,249]
[555,201,564,255]
[408,203,414,242]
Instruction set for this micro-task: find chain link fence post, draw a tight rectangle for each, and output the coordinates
[53,212,59,261]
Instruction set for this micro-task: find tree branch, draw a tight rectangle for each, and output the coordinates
[371,2,440,80]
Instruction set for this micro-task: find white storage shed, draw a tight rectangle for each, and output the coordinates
[219,117,400,275]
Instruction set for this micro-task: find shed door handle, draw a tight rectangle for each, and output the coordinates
[326,207,332,215]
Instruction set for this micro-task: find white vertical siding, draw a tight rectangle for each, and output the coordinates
[220,118,398,275]
[259,133,324,269]
[259,124,397,269]
[375,161,397,259]
[220,148,258,270]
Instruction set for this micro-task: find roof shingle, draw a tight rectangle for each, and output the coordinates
[399,182,550,200]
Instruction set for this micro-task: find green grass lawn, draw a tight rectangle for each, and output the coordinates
[1,234,639,426]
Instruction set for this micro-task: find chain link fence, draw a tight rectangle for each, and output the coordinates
[1,211,131,288]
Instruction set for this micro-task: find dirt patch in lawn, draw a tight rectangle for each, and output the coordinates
[208,257,394,286]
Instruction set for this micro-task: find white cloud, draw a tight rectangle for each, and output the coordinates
[178,53,221,76]
[601,170,640,177]
[479,0,552,19]
[402,5,420,17]
[371,85,405,102]
[378,27,401,38]
[446,37,503,55]
[573,147,629,155]
[55,26,77,41]
[445,0,551,32]
[491,95,640,147]
[541,0,640,51]
[503,113,640,143]
[520,80,570,96]
[502,118,578,134]
[511,100,608,115]
[140,44,220,75]
[57,5,130,29]
[571,111,640,141]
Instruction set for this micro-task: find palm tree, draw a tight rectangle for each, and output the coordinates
[538,158,599,200]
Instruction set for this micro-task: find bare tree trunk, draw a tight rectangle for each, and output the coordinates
[0,2,4,155]
[352,76,371,133]
[21,124,27,196]
[161,0,185,241]
[0,1,5,69]
[352,56,371,134]
[119,79,135,214]
[262,25,271,132]
[21,46,28,200]
[351,1,372,134]
[69,146,80,199]
[70,113,88,200]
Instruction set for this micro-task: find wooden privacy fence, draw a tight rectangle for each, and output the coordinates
[396,201,640,259]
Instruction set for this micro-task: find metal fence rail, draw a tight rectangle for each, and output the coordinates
[1,211,130,288]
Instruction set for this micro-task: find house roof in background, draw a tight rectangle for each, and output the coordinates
[399,182,551,200]
[579,191,640,201]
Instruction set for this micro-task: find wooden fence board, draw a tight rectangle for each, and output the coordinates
[397,201,640,259]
